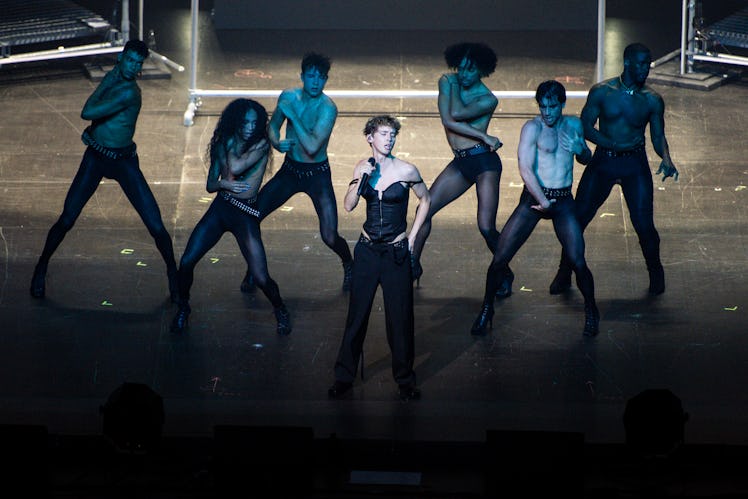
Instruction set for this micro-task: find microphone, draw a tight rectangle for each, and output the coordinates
[358,157,375,196]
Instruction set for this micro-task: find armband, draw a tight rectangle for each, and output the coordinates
[349,178,360,186]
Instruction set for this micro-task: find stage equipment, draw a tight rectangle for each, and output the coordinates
[0,0,183,74]
[650,0,747,90]
[182,0,600,125]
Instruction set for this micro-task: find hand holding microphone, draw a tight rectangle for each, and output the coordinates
[358,157,376,196]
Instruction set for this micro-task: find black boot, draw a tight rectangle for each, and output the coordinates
[240,270,256,293]
[471,303,494,336]
[648,265,665,295]
[583,305,600,337]
[549,264,572,295]
[342,261,353,292]
[274,305,292,335]
[30,263,47,298]
[495,267,514,299]
[171,306,190,333]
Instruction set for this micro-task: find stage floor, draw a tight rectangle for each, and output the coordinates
[1,1,746,456]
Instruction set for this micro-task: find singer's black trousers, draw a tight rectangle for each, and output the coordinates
[333,236,416,386]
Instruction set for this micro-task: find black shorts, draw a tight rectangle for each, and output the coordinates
[450,150,502,183]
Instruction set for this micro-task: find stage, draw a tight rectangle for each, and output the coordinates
[0,0,747,496]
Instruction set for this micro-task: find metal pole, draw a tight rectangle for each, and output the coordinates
[190,0,199,91]
[0,44,123,67]
[134,0,184,72]
[188,89,589,99]
[595,0,606,82]
[121,0,130,42]
[687,0,695,73]
[184,0,200,125]
[680,0,688,74]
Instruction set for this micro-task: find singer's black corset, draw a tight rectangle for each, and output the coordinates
[361,181,415,243]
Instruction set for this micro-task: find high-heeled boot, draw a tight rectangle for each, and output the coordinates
[471,303,494,336]
[648,265,665,295]
[274,305,292,336]
[549,262,572,295]
[342,261,353,292]
[30,263,47,298]
[170,306,190,333]
[495,267,514,299]
[583,304,600,337]
[411,255,423,287]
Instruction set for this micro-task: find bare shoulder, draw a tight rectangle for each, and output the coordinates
[562,115,583,131]
[521,117,542,135]
[589,79,614,98]
[641,85,665,108]
[320,93,338,113]
[480,84,498,101]
[640,83,662,98]
[115,80,141,102]
[279,88,300,101]
[476,84,498,107]
[394,158,422,181]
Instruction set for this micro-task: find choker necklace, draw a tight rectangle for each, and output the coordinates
[619,76,637,96]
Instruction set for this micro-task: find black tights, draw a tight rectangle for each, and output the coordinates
[255,159,352,263]
[35,148,176,275]
[485,190,595,307]
[412,163,501,261]
[178,196,282,310]
[557,150,661,273]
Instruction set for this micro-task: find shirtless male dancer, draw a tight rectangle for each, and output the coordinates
[30,40,178,301]
[472,81,599,337]
[548,43,678,296]
[410,42,512,297]
[239,52,353,292]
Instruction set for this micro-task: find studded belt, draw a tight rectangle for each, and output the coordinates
[541,186,572,198]
[597,145,645,158]
[221,192,260,218]
[283,157,330,179]
[453,143,491,158]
